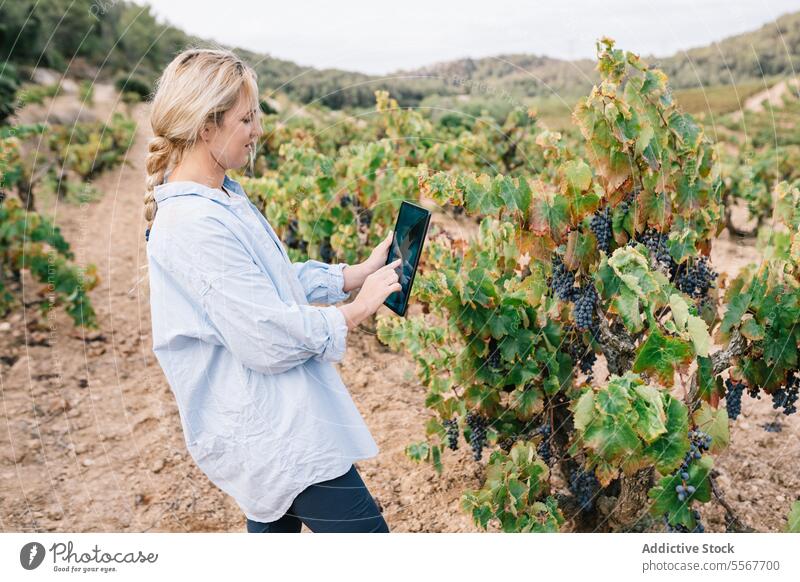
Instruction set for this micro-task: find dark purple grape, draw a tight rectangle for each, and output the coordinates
[443,418,459,450]
[725,378,745,421]
[550,257,577,301]
[569,467,600,513]
[465,412,488,461]
[590,207,612,253]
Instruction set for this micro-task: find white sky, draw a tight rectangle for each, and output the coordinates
[144,0,800,74]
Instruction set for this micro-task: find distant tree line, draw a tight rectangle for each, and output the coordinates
[2,1,800,112]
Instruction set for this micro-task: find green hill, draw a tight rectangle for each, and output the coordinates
[2,1,799,110]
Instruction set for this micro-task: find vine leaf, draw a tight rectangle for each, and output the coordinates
[669,294,711,357]
[529,181,569,242]
[692,402,729,454]
[696,355,724,404]
[572,373,689,485]
[642,394,689,474]
[648,455,712,529]
[633,328,693,384]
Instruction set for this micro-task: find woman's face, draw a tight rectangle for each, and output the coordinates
[202,89,262,170]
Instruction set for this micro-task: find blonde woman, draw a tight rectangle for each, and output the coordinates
[144,48,400,533]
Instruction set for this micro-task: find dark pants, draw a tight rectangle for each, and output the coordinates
[246,464,389,533]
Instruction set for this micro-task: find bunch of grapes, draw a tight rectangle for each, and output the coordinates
[285,219,301,248]
[663,510,705,533]
[771,371,799,415]
[578,349,596,382]
[320,239,334,263]
[637,228,676,274]
[451,203,465,216]
[573,284,599,333]
[568,467,600,513]
[617,190,637,215]
[658,429,712,532]
[486,337,502,370]
[340,193,353,208]
[590,207,613,253]
[358,208,373,228]
[671,428,712,501]
[284,220,309,253]
[443,418,459,451]
[724,377,746,421]
[550,257,577,301]
[536,423,553,464]
[675,256,717,299]
[688,428,712,458]
[465,412,488,461]
[674,482,697,502]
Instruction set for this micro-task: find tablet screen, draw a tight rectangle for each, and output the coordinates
[384,201,430,316]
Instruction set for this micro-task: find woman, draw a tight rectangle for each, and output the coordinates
[144,48,401,533]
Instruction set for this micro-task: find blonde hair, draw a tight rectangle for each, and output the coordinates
[144,48,260,237]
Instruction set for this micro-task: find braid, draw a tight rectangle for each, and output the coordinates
[144,136,173,240]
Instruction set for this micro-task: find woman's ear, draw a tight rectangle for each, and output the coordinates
[199,120,215,144]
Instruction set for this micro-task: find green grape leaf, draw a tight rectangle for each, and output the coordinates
[463,174,501,215]
[529,184,570,241]
[631,383,668,442]
[648,455,713,528]
[637,185,671,229]
[572,373,689,484]
[686,315,711,358]
[563,159,592,194]
[739,314,765,341]
[642,394,690,474]
[695,356,724,403]
[495,175,532,216]
[603,247,666,332]
[670,294,689,330]
[692,401,729,454]
[633,328,693,384]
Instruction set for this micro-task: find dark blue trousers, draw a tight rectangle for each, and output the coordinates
[245,464,389,533]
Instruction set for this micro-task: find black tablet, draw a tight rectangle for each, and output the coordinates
[383,201,431,317]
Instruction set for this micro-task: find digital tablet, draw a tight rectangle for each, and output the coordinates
[383,201,431,317]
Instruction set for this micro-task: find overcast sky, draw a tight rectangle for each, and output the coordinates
[144,0,800,74]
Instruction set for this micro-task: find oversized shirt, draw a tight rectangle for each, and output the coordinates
[146,173,379,523]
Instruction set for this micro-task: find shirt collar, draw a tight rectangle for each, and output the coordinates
[154,171,243,206]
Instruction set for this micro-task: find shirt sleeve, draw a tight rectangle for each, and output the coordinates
[162,217,349,376]
[290,260,353,305]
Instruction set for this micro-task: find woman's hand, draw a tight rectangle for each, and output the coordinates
[342,230,394,293]
[339,258,402,330]
[363,230,394,273]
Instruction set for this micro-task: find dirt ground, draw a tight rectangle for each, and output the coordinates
[0,87,797,533]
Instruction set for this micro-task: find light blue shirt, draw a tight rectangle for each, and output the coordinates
[146,173,379,523]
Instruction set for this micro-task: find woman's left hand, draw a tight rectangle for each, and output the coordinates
[343,230,395,292]
[362,230,394,275]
